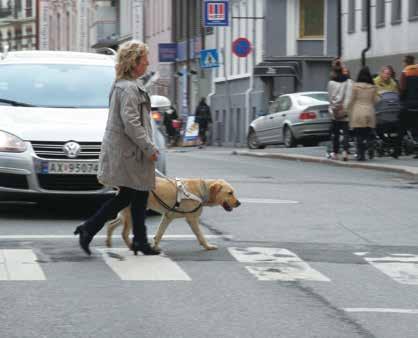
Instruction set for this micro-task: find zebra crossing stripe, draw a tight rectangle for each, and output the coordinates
[0,250,46,281]
[228,247,330,282]
[356,253,418,285]
[97,248,191,281]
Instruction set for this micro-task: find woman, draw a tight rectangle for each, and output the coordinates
[374,66,398,93]
[327,63,352,161]
[74,40,160,256]
[346,66,379,161]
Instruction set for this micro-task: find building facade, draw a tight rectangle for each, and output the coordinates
[341,0,418,77]
[0,0,37,52]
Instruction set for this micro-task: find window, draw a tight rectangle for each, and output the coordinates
[348,0,355,33]
[376,0,385,27]
[409,0,418,20]
[392,0,402,23]
[362,0,368,30]
[25,0,32,17]
[299,0,324,38]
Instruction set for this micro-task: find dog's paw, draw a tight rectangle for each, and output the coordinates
[204,244,218,250]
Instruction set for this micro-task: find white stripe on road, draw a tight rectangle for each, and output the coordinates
[344,308,418,314]
[240,198,299,204]
[228,247,330,282]
[0,234,231,240]
[356,253,418,285]
[0,249,46,280]
[98,248,191,281]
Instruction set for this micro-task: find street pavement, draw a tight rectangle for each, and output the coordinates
[1,147,418,338]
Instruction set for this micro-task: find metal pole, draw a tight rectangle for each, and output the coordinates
[186,0,190,114]
[36,0,40,50]
[361,0,371,67]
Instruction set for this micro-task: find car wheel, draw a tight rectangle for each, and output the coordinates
[247,129,265,149]
[283,126,297,148]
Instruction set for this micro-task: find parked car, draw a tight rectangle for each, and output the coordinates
[247,92,331,149]
[0,50,166,201]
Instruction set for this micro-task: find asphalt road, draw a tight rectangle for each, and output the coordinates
[1,147,418,338]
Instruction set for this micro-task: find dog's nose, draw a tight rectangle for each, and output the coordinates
[235,200,241,207]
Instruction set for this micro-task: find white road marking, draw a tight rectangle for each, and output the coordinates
[344,308,418,314]
[360,253,418,285]
[240,198,299,204]
[97,248,191,281]
[0,234,231,240]
[0,249,46,281]
[228,247,330,282]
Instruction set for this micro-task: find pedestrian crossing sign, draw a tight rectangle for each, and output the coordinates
[199,49,219,69]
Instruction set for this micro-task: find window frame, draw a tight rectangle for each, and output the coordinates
[409,0,418,21]
[391,0,402,24]
[375,0,386,28]
[348,0,356,34]
[299,0,325,39]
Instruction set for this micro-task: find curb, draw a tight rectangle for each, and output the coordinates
[233,151,418,178]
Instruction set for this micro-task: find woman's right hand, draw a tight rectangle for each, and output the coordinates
[149,150,159,162]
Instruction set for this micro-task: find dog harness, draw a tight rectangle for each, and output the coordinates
[151,176,209,214]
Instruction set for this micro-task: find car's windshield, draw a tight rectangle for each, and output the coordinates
[0,63,115,108]
[297,93,329,106]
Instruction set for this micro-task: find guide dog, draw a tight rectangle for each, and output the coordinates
[105,177,241,250]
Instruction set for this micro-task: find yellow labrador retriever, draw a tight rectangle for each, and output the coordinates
[105,177,240,250]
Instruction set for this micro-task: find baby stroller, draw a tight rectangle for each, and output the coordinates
[373,91,401,157]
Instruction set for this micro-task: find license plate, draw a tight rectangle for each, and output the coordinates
[39,161,99,175]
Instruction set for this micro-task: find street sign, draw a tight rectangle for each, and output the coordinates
[199,49,219,68]
[158,43,177,62]
[232,37,252,58]
[204,0,229,27]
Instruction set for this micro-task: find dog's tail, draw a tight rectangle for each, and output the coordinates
[105,216,122,248]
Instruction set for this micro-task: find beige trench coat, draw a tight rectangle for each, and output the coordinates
[346,82,379,129]
[97,79,158,191]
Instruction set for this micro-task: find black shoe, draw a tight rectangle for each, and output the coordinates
[74,224,92,256]
[130,241,161,256]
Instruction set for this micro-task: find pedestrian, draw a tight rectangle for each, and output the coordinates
[74,40,161,256]
[398,55,418,158]
[163,105,178,146]
[327,61,352,161]
[385,64,399,86]
[346,66,379,161]
[374,66,399,93]
[194,97,212,148]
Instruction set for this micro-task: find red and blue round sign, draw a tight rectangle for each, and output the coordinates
[232,37,252,58]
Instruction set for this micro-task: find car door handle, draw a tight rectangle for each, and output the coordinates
[281,114,286,117]
[269,116,274,119]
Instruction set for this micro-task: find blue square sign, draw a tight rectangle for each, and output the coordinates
[204,0,229,27]
[200,49,219,68]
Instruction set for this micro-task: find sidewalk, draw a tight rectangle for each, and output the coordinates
[233,145,418,178]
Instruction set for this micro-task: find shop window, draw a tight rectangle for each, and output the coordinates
[299,0,324,38]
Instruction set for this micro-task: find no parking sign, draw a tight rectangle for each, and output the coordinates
[232,37,252,58]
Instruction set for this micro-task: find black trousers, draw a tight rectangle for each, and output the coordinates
[354,127,373,159]
[199,127,208,144]
[84,187,149,244]
[395,109,418,155]
[331,120,349,153]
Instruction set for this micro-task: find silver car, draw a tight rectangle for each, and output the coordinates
[247,92,331,148]
[0,51,166,200]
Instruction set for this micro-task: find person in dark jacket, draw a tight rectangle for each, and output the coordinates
[74,40,161,256]
[195,98,212,148]
[394,55,418,158]
[163,105,178,146]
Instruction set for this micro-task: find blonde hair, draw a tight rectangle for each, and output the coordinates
[115,40,149,80]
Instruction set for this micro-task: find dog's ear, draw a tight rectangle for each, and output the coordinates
[208,182,222,203]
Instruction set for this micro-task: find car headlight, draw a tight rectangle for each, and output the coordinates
[0,131,27,153]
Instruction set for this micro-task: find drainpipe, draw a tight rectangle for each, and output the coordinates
[337,0,342,57]
[361,0,371,66]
